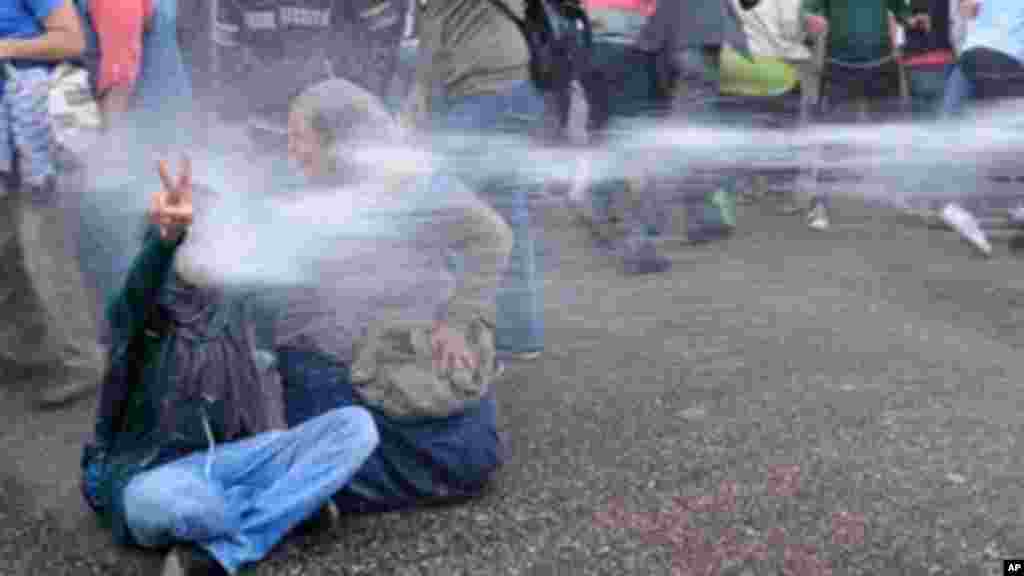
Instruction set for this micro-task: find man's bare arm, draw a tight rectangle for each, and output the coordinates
[0,1,84,61]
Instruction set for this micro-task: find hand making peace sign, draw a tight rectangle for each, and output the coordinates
[150,155,194,243]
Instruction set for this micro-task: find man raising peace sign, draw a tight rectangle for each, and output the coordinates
[82,156,381,576]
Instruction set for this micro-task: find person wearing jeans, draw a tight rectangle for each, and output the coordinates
[636,0,762,244]
[934,0,1024,256]
[800,0,932,231]
[270,79,513,514]
[409,0,545,359]
[0,0,107,408]
[80,158,379,576]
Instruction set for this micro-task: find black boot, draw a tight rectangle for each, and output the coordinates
[161,545,228,576]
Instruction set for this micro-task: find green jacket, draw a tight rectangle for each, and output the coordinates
[802,0,911,62]
[81,230,285,545]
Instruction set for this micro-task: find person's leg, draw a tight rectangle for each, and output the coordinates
[442,82,545,357]
[277,346,503,513]
[804,62,864,230]
[669,45,737,244]
[16,178,106,407]
[941,63,974,117]
[123,406,378,574]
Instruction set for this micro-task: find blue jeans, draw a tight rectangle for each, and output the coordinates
[278,347,503,513]
[436,81,545,354]
[121,406,378,575]
[588,42,667,239]
[941,64,973,117]
[908,64,953,119]
[942,48,1024,116]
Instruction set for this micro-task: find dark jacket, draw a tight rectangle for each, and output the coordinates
[212,0,405,124]
[903,0,953,58]
[81,230,285,545]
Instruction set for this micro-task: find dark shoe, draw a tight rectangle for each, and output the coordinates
[296,501,341,535]
[161,545,228,576]
[622,238,671,276]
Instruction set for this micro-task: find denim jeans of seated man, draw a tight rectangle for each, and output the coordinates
[434,80,545,355]
[277,346,503,513]
[122,406,378,575]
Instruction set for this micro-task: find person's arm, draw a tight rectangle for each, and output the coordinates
[90,0,149,128]
[890,0,930,30]
[210,0,250,121]
[950,0,967,53]
[107,158,193,346]
[407,0,443,128]
[431,175,514,331]
[0,0,84,61]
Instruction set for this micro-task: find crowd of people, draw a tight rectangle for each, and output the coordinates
[0,0,1022,575]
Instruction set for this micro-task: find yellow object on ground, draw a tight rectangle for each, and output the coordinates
[719,45,799,97]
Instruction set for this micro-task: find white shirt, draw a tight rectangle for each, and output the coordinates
[960,0,1024,63]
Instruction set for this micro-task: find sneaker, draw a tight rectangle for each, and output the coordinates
[161,545,227,576]
[941,203,992,257]
[496,349,542,362]
[36,363,103,409]
[807,202,830,231]
[1009,203,1024,227]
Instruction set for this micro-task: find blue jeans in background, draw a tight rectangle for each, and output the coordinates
[121,406,378,575]
[941,64,973,117]
[278,347,503,513]
[588,42,666,240]
[436,81,545,355]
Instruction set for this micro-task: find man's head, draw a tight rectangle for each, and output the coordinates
[287,78,406,182]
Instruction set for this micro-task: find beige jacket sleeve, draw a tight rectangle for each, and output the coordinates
[409,1,446,126]
[432,178,514,328]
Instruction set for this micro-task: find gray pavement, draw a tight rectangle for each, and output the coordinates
[2,189,1024,575]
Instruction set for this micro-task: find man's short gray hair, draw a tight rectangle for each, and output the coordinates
[290,78,407,149]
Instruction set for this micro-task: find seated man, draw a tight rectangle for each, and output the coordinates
[264,78,515,513]
[80,157,380,576]
[934,0,1024,256]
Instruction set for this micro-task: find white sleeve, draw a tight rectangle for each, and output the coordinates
[950,0,967,54]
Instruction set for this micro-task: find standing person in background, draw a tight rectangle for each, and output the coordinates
[408,0,546,360]
[931,0,1024,257]
[0,0,107,408]
[72,0,195,344]
[902,0,963,118]
[729,0,818,215]
[798,0,931,231]
[732,0,818,119]
[576,0,673,275]
[635,0,762,245]
[84,0,193,137]
[209,0,406,152]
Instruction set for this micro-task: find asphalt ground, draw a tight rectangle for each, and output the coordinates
[2,178,1024,575]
